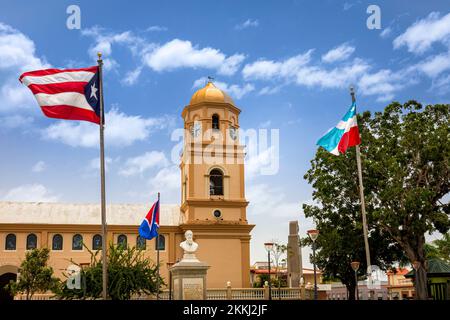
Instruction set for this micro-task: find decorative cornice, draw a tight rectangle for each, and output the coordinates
[180,199,249,212]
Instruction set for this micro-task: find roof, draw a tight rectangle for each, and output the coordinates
[405,258,450,278]
[190,81,235,105]
[0,201,182,226]
[250,267,322,275]
[386,268,411,276]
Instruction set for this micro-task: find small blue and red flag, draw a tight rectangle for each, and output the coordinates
[139,199,160,240]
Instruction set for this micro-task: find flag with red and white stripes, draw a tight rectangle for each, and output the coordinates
[19,67,101,124]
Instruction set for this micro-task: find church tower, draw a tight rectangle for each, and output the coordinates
[179,80,254,287]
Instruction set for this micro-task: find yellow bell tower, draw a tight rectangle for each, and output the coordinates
[179,80,254,287]
[180,80,249,223]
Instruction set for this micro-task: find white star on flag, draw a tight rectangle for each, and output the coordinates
[90,83,98,100]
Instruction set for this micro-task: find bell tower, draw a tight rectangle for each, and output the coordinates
[180,80,248,224]
[178,80,254,288]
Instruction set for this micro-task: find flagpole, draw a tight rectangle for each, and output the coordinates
[156,192,160,300]
[350,86,372,278]
[97,52,108,300]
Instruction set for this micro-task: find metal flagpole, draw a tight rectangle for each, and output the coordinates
[350,87,372,275]
[97,52,108,300]
[156,192,160,300]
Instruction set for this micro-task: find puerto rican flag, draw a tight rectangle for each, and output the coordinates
[19,67,101,124]
[139,199,160,240]
[317,102,361,155]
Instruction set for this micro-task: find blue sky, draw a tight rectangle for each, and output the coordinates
[1,1,449,266]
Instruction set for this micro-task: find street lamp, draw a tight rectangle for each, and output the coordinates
[351,261,360,300]
[307,229,319,300]
[264,242,274,300]
[166,262,175,300]
[412,260,421,300]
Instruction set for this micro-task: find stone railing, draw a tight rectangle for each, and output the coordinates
[14,286,316,300]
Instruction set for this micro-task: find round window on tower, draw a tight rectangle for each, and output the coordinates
[213,209,222,219]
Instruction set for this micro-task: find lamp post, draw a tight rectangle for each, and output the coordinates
[307,229,319,300]
[166,262,175,300]
[264,242,274,300]
[351,261,360,300]
[412,260,421,300]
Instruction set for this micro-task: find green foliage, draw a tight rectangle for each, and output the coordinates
[253,274,269,288]
[5,248,59,299]
[304,101,449,299]
[426,232,450,263]
[57,243,164,300]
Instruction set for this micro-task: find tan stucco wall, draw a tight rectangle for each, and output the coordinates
[0,223,253,288]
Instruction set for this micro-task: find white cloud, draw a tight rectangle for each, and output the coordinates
[146,25,168,32]
[358,69,405,102]
[380,27,392,38]
[242,48,416,101]
[32,161,46,173]
[0,22,48,71]
[88,157,113,172]
[245,146,277,180]
[259,120,272,128]
[343,2,355,11]
[235,19,259,30]
[42,107,174,148]
[295,58,370,89]
[144,39,245,75]
[82,27,148,71]
[149,165,179,190]
[242,50,313,80]
[431,74,450,94]
[119,151,168,177]
[0,23,49,113]
[321,43,355,63]
[192,77,254,99]
[122,67,142,86]
[258,86,281,95]
[216,82,254,99]
[1,184,60,202]
[415,52,450,78]
[246,183,305,218]
[0,80,37,112]
[1,115,33,129]
[393,12,450,54]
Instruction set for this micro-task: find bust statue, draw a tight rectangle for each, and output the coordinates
[180,230,199,261]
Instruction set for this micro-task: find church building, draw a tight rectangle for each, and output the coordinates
[0,81,255,296]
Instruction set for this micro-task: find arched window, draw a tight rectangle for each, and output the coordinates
[155,234,165,251]
[136,236,146,250]
[5,234,16,250]
[209,169,224,195]
[52,234,63,250]
[212,114,219,130]
[72,234,83,250]
[26,234,37,250]
[92,234,102,250]
[117,234,127,248]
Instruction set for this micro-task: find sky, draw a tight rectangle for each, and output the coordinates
[0,1,449,268]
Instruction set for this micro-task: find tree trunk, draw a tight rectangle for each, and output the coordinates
[346,283,356,300]
[397,234,429,300]
[415,265,428,300]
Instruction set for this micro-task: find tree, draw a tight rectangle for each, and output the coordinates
[304,101,449,300]
[57,244,164,300]
[302,173,404,299]
[363,101,449,299]
[5,248,59,300]
[425,232,450,263]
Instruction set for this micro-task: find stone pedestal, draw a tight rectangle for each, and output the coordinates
[170,260,210,300]
[287,221,303,288]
